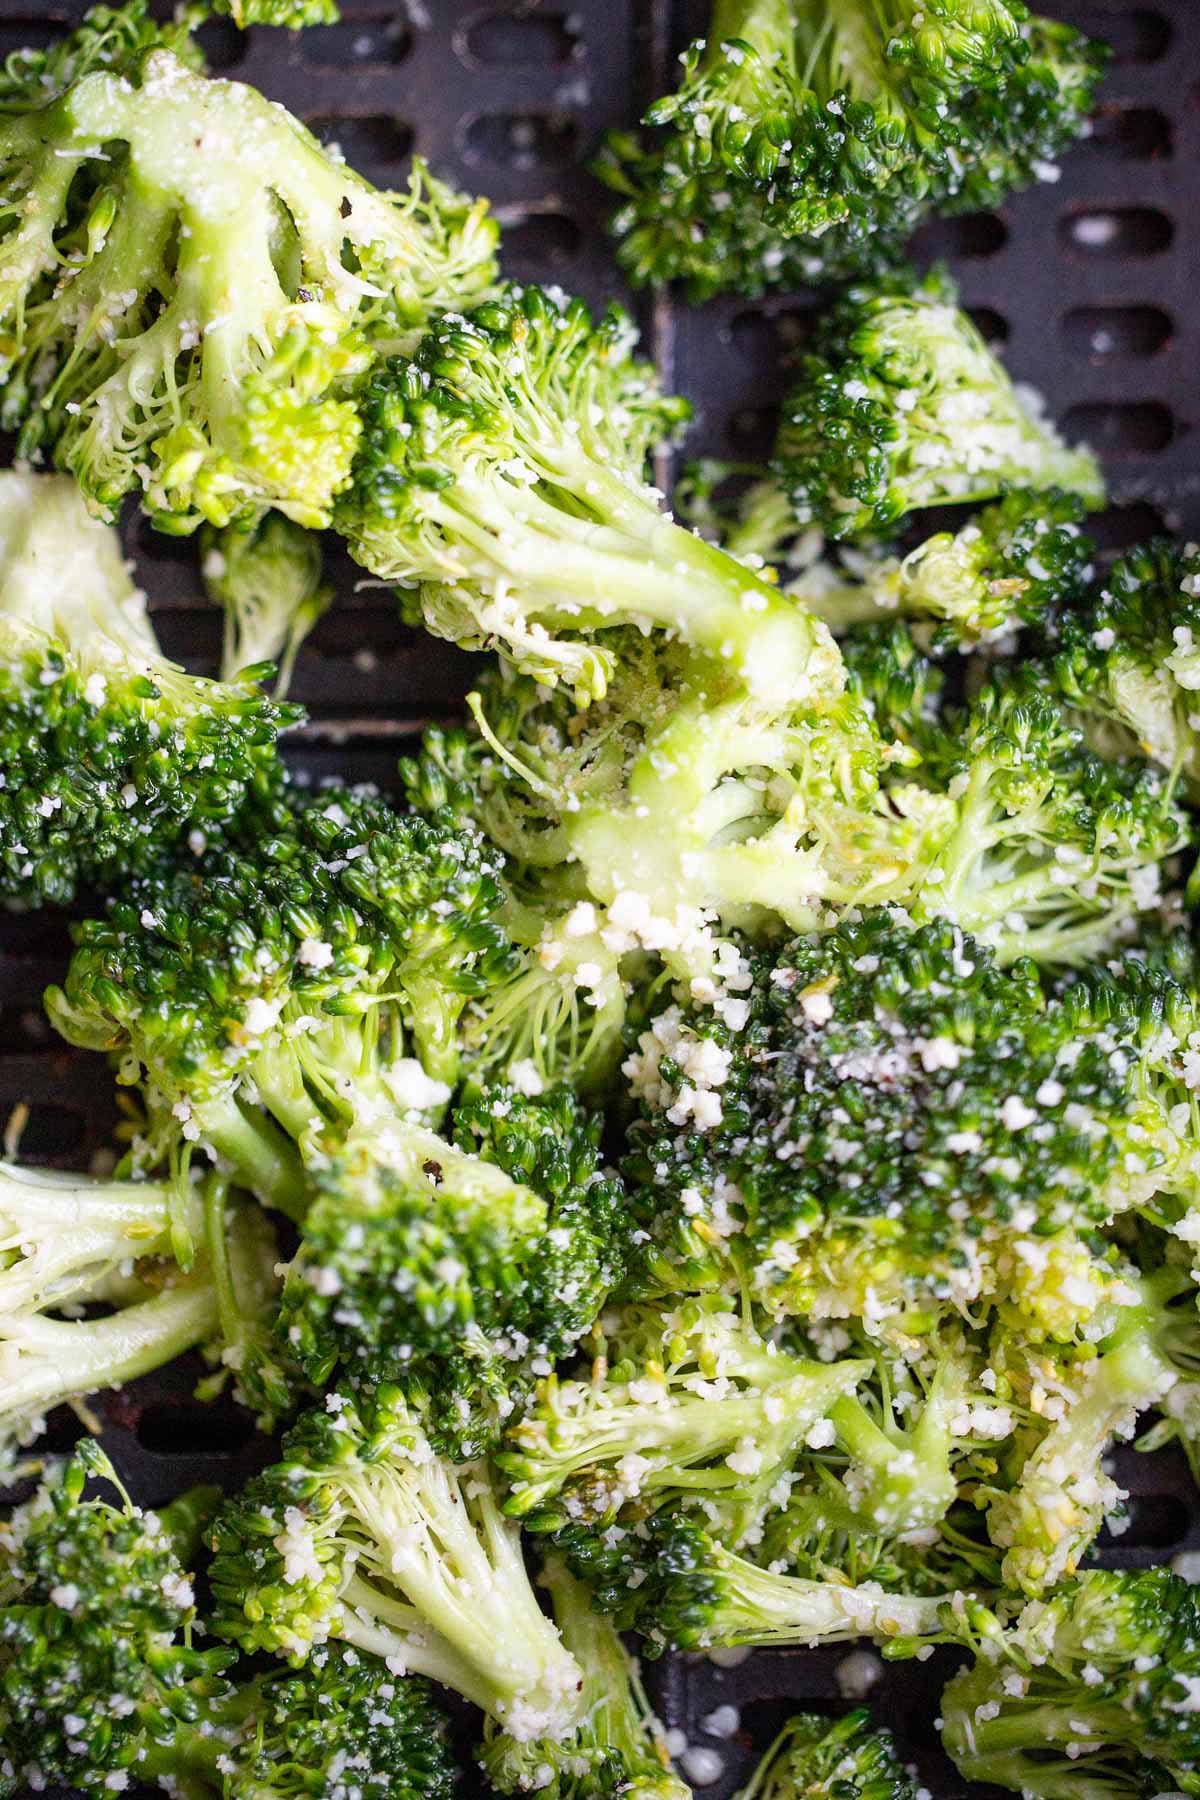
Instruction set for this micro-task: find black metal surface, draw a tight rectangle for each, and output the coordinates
[0,2,1198,1795]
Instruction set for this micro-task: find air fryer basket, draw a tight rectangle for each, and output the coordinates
[0,2,1197,1793]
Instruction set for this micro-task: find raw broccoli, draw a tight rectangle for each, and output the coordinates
[1049,537,1200,792]
[942,1568,1200,1797]
[552,1506,952,1655]
[499,1296,868,1542]
[737,1708,920,1800]
[598,1,1105,300]
[622,911,1200,1332]
[0,469,299,908]
[209,1388,586,1743]
[480,1556,687,1800]
[774,270,1104,540]
[45,783,514,1217]
[337,283,828,707]
[0,1176,286,1464]
[202,512,332,694]
[278,1079,630,1457]
[0,5,497,533]
[0,1442,462,1800]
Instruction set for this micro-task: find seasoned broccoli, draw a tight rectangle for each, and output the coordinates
[553,1506,952,1654]
[0,1178,285,1463]
[480,1556,687,1800]
[337,284,828,707]
[738,1708,919,1800]
[45,783,514,1217]
[598,1,1105,300]
[209,1389,586,1743]
[0,0,201,111]
[0,6,497,533]
[206,0,340,23]
[0,470,298,908]
[279,1080,630,1457]
[622,912,1200,1332]
[1049,537,1200,791]
[774,270,1104,540]
[202,512,332,694]
[0,1442,462,1800]
[942,1568,1200,1797]
[500,1297,868,1542]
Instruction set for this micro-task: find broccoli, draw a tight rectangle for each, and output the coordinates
[336,283,830,708]
[499,1296,869,1542]
[209,1388,587,1743]
[0,1442,462,1800]
[0,6,497,533]
[205,0,341,24]
[202,512,332,694]
[737,1708,920,1800]
[622,912,1200,1333]
[0,0,202,111]
[1049,537,1200,792]
[480,1556,687,1800]
[552,1506,952,1655]
[0,469,299,908]
[774,270,1104,540]
[279,1080,630,1457]
[941,1568,1200,1797]
[597,1,1105,300]
[45,783,515,1217]
[0,1178,285,1464]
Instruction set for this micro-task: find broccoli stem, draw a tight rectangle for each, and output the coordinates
[710,0,797,70]
[338,1573,516,1718]
[698,1544,947,1647]
[829,1375,959,1533]
[0,1165,187,1314]
[192,1091,310,1221]
[945,1700,1143,1800]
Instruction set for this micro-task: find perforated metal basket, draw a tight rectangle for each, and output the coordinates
[1,2,1197,1793]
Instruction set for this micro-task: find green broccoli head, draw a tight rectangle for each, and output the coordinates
[775,269,1104,539]
[622,910,1200,1336]
[0,23,497,533]
[338,283,833,708]
[1049,537,1200,791]
[202,512,332,693]
[0,470,299,908]
[740,1708,920,1800]
[942,1568,1200,1797]
[209,1388,586,1742]
[0,1442,229,1794]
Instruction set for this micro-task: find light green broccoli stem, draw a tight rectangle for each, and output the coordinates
[191,1089,311,1222]
[829,1362,965,1534]
[721,478,797,567]
[942,1673,1153,1800]
[709,0,797,70]
[989,1324,1175,1595]
[333,1458,584,1741]
[203,515,331,694]
[702,1547,948,1648]
[0,1164,194,1314]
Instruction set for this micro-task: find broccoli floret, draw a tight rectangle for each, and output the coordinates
[499,1297,868,1541]
[204,0,340,23]
[0,1182,285,1464]
[553,1507,952,1655]
[623,912,1200,1332]
[597,1,1104,301]
[1049,537,1200,791]
[0,470,299,908]
[775,270,1104,540]
[480,1556,687,1800]
[0,1442,462,1800]
[337,283,828,707]
[942,1568,1200,1797]
[209,1389,586,1743]
[798,489,1095,643]
[739,1708,920,1800]
[0,0,202,110]
[279,1080,628,1457]
[45,785,514,1216]
[202,512,332,694]
[0,17,497,533]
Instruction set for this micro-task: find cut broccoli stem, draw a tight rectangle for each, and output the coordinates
[336,1571,524,1717]
[683,1544,948,1649]
[828,1366,962,1534]
[181,1092,310,1222]
[0,1163,194,1313]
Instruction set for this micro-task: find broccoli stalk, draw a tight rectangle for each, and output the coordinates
[942,1569,1200,1797]
[827,1350,973,1536]
[0,1443,462,1800]
[202,513,332,694]
[338,285,828,708]
[739,1708,921,1800]
[775,269,1104,540]
[0,17,497,533]
[500,1298,868,1541]
[210,1391,586,1743]
[0,469,299,907]
[481,1556,688,1800]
